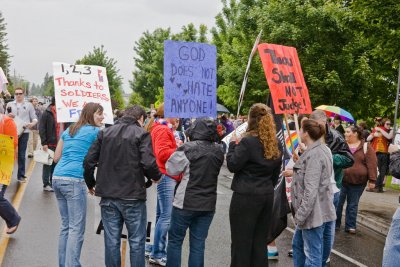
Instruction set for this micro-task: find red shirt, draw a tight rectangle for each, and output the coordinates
[371,126,390,153]
[151,122,180,180]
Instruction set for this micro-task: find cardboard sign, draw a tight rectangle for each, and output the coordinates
[164,41,217,118]
[222,122,248,152]
[0,134,14,185]
[0,67,8,93]
[53,62,113,124]
[258,44,312,114]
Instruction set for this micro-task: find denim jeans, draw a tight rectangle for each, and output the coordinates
[321,221,335,266]
[383,207,400,267]
[333,191,340,211]
[17,133,29,179]
[100,198,147,267]
[151,174,177,259]
[166,207,214,267]
[293,221,335,267]
[42,147,56,187]
[53,178,87,267]
[0,184,20,228]
[336,184,365,230]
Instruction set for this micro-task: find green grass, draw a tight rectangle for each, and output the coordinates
[385,176,400,191]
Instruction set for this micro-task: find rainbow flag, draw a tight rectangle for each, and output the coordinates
[285,131,298,155]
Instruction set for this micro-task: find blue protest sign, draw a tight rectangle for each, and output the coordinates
[164,40,217,118]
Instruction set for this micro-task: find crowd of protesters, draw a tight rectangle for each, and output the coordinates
[2,87,400,266]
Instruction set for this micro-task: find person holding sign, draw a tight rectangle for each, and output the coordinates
[0,113,21,234]
[52,103,104,267]
[84,105,162,267]
[226,103,282,267]
[147,104,180,266]
[165,118,224,267]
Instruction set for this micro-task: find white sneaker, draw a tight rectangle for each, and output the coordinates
[43,185,54,192]
[149,257,166,266]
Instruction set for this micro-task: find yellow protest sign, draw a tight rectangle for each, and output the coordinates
[0,134,14,185]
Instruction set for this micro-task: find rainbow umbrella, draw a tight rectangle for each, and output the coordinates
[315,105,355,123]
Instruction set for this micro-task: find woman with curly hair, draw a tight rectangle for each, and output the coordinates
[227,103,282,267]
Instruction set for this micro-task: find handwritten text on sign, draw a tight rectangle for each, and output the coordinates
[53,62,113,124]
[258,44,312,114]
[164,41,217,118]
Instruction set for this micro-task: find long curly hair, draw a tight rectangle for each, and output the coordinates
[245,103,280,160]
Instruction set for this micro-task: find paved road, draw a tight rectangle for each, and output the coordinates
[0,160,386,266]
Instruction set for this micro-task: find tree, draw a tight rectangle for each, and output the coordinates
[130,24,209,107]
[130,28,172,107]
[42,72,54,96]
[76,46,124,109]
[0,12,10,78]
[212,0,400,119]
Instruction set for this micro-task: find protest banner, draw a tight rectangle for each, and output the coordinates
[0,67,8,93]
[52,62,113,124]
[258,44,312,114]
[0,134,14,185]
[164,40,217,118]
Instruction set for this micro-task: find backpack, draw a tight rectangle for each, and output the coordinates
[363,142,379,177]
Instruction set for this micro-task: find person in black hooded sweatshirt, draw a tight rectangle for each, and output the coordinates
[165,118,224,267]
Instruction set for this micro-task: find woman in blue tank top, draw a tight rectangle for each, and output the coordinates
[52,102,104,267]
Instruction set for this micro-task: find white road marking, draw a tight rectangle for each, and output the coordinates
[285,227,368,267]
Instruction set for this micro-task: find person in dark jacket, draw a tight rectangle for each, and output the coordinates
[83,104,162,267]
[336,125,377,234]
[227,103,282,267]
[165,118,224,267]
[382,144,400,266]
[39,97,61,191]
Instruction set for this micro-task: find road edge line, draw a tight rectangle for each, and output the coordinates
[286,227,368,267]
[0,160,36,265]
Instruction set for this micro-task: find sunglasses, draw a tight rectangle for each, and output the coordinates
[386,123,391,125]
[15,93,23,95]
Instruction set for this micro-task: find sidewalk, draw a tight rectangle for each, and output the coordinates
[357,188,399,236]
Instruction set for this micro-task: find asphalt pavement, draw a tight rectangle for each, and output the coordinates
[0,159,391,266]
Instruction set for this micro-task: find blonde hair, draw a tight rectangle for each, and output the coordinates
[245,103,280,160]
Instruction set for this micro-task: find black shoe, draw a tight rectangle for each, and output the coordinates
[288,249,293,257]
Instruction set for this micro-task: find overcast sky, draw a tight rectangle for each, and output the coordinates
[2,0,221,93]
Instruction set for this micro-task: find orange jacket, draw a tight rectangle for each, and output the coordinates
[0,114,18,149]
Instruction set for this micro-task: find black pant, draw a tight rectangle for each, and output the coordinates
[376,152,390,189]
[229,192,273,267]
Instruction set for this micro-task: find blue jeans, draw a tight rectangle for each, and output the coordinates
[336,184,365,230]
[151,174,177,259]
[383,208,400,267]
[17,133,29,179]
[53,178,87,267]
[42,147,56,187]
[333,191,340,210]
[293,221,335,267]
[166,208,214,267]
[100,198,147,267]
[0,184,20,228]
